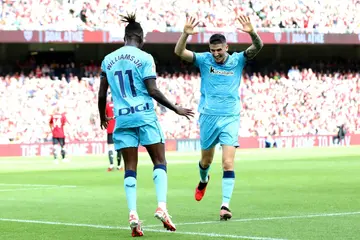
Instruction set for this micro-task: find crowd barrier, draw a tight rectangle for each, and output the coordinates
[0,134,358,157]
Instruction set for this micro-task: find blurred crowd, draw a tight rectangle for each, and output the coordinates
[0,0,359,33]
[0,62,359,144]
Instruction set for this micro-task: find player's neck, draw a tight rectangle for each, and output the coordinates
[125,41,140,48]
[222,53,229,63]
[217,53,229,64]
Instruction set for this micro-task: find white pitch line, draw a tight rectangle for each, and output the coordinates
[0,218,287,240]
[145,211,360,228]
[0,184,77,187]
[0,186,77,192]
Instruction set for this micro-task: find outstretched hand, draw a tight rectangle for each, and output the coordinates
[236,15,254,33]
[175,106,195,120]
[183,16,199,35]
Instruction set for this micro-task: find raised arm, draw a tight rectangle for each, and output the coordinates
[237,15,264,59]
[174,17,199,63]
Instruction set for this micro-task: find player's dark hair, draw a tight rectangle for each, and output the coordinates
[121,13,143,44]
[209,34,226,44]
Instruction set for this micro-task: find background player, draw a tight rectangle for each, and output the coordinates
[105,95,123,171]
[174,15,263,220]
[98,13,194,237]
[49,106,69,164]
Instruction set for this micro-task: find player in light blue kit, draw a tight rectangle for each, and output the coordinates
[174,15,263,220]
[98,13,194,237]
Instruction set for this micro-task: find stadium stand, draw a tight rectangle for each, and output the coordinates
[0,0,359,33]
[0,62,359,144]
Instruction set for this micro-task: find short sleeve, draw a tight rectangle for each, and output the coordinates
[142,55,157,81]
[101,59,107,72]
[62,115,67,124]
[193,52,208,67]
[238,51,247,67]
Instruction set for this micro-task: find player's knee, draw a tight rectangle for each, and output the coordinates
[201,148,215,166]
[148,149,166,165]
[222,158,234,171]
[152,157,166,166]
[200,159,211,168]
[201,152,214,167]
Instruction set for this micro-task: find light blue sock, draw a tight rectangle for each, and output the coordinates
[199,161,210,183]
[153,164,167,204]
[124,170,137,212]
[222,171,235,206]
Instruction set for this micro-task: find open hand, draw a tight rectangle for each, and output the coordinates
[175,106,195,120]
[183,16,199,35]
[236,15,254,33]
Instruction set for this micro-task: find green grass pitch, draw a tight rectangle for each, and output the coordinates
[1,147,360,240]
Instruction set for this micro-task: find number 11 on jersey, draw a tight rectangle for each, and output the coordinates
[114,70,137,98]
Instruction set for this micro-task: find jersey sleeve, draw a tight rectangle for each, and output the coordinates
[49,115,53,124]
[193,52,208,67]
[142,55,157,81]
[101,59,107,73]
[62,115,67,125]
[237,51,247,67]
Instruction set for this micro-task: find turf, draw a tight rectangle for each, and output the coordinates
[0,147,360,240]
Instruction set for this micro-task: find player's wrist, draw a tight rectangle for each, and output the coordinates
[182,32,190,37]
[173,105,180,113]
[248,30,256,35]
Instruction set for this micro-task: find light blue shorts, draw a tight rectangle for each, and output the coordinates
[199,114,240,150]
[113,121,165,150]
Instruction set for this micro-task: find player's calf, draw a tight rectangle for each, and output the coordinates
[220,146,236,217]
[218,170,235,221]
[107,145,115,171]
[152,164,176,231]
[53,145,59,159]
[53,145,61,164]
[124,170,142,236]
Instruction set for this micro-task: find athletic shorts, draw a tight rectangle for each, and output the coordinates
[52,137,65,147]
[199,114,240,150]
[113,120,165,150]
[107,133,114,144]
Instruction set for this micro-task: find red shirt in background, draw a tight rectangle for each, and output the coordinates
[106,102,115,134]
[49,113,67,138]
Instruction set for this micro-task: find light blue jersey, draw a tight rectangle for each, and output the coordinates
[194,52,246,116]
[101,46,157,129]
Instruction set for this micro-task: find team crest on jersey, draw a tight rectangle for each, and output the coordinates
[209,67,234,76]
